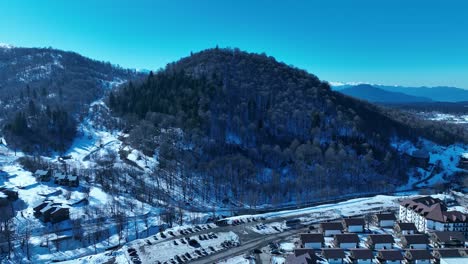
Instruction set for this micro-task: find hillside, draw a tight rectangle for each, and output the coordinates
[109,48,466,207]
[339,84,432,103]
[0,46,139,152]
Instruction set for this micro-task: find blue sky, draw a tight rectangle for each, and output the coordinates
[1,0,467,88]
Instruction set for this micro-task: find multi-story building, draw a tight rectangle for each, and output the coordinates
[399,196,468,237]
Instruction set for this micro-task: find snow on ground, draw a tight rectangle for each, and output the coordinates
[226,194,404,224]
[124,231,239,264]
[249,222,287,234]
[217,255,253,264]
[279,242,295,252]
[271,256,285,264]
[392,139,467,189]
[426,113,468,124]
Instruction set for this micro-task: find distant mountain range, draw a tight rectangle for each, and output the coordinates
[339,84,432,103]
[333,83,468,103]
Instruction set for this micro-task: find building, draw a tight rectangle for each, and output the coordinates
[405,149,430,168]
[399,196,468,236]
[33,201,70,223]
[458,153,468,169]
[432,248,467,263]
[376,250,403,264]
[430,231,465,248]
[343,218,366,233]
[367,234,394,250]
[348,248,374,264]
[34,169,51,181]
[333,233,360,249]
[394,222,418,236]
[286,249,317,264]
[0,187,18,206]
[319,222,343,236]
[403,249,432,264]
[374,213,397,227]
[400,234,429,249]
[300,233,324,249]
[53,172,79,187]
[321,248,345,264]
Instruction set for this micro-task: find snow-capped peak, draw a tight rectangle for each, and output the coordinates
[0,42,14,49]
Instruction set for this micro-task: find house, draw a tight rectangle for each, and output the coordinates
[333,233,360,249]
[66,175,79,187]
[348,248,374,264]
[286,249,317,264]
[53,172,79,187]
[34,169,51,181]
[458,153,468,169]
[394,222,418,236]
[400,234,429,249]
[343,218,366,233]
[300,233,324,249]
[403,249,432,264]
[319,222,343,236]
[374,213,397,227]
[405,149,430,168]
[432,248,468,263]
[33,200,69,223]
[399,196,468,236]
[430,231,465,248]
[321,248,346,264]
[367,234,394,250]
[0,187,18,206]
[376,250,404,264]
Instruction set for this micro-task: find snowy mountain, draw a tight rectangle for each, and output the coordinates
[0,46,142,152]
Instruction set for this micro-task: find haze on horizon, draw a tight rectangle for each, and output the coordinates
[1,0,468,89]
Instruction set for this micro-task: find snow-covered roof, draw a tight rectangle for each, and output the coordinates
[462,153,468,159]
[0,191,7,199]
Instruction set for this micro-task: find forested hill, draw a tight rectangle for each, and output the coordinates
[0,46,139,152]
[110,48,465,206]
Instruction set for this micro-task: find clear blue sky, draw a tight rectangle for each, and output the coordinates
[1,0,467,88]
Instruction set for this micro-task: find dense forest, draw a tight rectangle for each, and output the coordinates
[0,47,139,152]
[109,48,465,207]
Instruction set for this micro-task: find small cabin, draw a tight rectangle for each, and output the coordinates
[34,169,51,181]
[400,234,429,249]
[319,222,343,236]
[321,248,346,264]
[377,250,404,264]
[300,233,324,249]
[366,234,394,250]
[333,233,360,249]
[404,249,432,264]
[343,218,366,233]
[374,213,396,227]
[394,222,418,236]
[348,248,374,264]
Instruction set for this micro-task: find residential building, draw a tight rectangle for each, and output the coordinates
[321,248,345,264]
[394,222,418,236]
[430,231,465,248]
[374,213,397,227]
[333,233,360,249]
[300,233,324,249]
[343,218,366,233]
[34,169,51,181]
[399,196,468,236]
[367,234,394,250]
[319,222,343,236]
[348,248,374,264]
[376,250,403,264]
[400,234,429,249]
[286,249,317,264]
[403,249,432,264]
